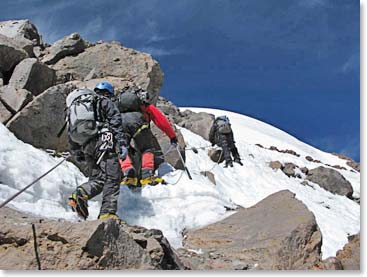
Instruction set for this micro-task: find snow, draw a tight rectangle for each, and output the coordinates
[0,107,360,259]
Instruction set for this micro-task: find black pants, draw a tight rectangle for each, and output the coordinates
[79,138,121,216]
[216,132,241,163]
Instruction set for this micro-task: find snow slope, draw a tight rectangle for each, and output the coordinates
[0,108,360,259]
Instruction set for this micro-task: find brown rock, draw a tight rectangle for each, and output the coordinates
[176,112,215,140]
[0,85,33,113]
[269,161,283,171]
[200,171,216,185]
[51,42,163,104]
[0,207,184,270]
[305,156,314,162]
[208,148,225,163]
[181,190,322,270]
[315,257,343,270]
[9,58,55,96]
[336,234,360,270]
[282,162,297,177]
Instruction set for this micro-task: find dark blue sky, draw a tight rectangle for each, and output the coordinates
[1,0,360,161]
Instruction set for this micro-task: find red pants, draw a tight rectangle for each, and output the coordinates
[119,151,154,175]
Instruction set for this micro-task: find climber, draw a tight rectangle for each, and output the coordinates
[115,85,178,187]
[66,82,129,220]
[209,115,243,168]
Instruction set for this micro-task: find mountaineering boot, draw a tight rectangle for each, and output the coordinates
[68,187,89,220]
[234,157,243,166]
[224,160,233,168]
[139,168,165,186]
[121,168,139,189]
[98,213,126,224]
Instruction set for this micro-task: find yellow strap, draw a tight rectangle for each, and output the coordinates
[133,124,149,138]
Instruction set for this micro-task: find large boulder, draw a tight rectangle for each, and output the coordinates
[0,19,42,46]
[0,101,12,123]
[0,85,33,113]
[0,207,184,270]
[150,120,186,170]
[176,111,214,140]
[6,83,76,151]
[51,42,163,103]
[208,148,225,163]
[306,167,353,199]
[0,34,29,73]
[9,58,55,96]
[180,190,322,270]
[41,32,87,65]
[336,234,360,270]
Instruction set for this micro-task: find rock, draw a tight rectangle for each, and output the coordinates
[150,121,186,170]
[315,257,343,270]
[41,32,87,65]
[200,171,216,185]
[9,58,55,96]
[332,153,360,172]
[0,19,42,46]
[6,83,76,151]
[300,167,309,175]
[181,190,322,270]
[0,101,12,123]
[0,34,29,73]
[306,167,354,198]
[67,77,132,94]
[305,156,314,162]
[0,71,3,86]
[255,143,264,148]
[156,96,181,120]
[0,207,184,270]
[335,234,360,270]
[269,146,280,152]
[177,112,215,140]
[269,161,283,171]
[51,42,163,103]
[282,162,297,177]
[283,149,300,157]
[331,165,347,171]
[208,148,225,163]
[0,85,33,113]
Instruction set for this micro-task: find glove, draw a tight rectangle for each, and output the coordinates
[119,146,129,161]
[170,137,178,146]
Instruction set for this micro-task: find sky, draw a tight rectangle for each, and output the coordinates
[0,0,360,161]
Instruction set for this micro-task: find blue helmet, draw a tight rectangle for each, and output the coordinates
[94,81,114,95]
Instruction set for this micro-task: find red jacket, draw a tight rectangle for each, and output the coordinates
[140,104,176,139]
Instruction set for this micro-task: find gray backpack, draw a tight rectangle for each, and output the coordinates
[216,116,232,134]
[66,88,99,145]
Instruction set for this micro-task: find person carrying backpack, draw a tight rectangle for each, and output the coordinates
[66,82,129,220]
[209,115,243,168]
[116,85,178,187]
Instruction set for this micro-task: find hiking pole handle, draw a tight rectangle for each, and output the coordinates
[175,145,192,180]
[0,157,67,209]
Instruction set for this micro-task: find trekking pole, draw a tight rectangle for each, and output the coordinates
[0,157,68,209]
[175,144,192,180]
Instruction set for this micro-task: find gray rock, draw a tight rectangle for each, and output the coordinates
[306,166,353,198]
[177,112,215,140]
[208,148,225,163]
[282,162,297,177]
[156,96,181,119]
[0,19,42,46]
[269,161,283,171]
[150,121,186,170]
[41,32,87,65]
[0,85,33,113]
[181,190,322,270]
[200,171,216,185]
[51,42,163,104]
[9,58,55,96]
[6,83,76,151]
[335,233,360,270]
[0,207,184,270]
[0,101,12,123]
[0,34,29,73]
[0,71,3,86]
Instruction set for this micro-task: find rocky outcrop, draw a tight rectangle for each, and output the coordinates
[41,33,87,65]
[306,167,353,199]
[180,190,322,270]
[0,85,33,113]
[336,234,360,270]
[0,34,29,73]
[51,42,163,103]
[176,110,215,140]
[9,58,55,96]
[0,19,42,47]
[0,207,184,270]
[6,83,76,151]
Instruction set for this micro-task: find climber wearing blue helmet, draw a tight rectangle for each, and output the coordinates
[94,81,114,97]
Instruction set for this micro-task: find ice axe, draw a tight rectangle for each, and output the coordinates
[175,144,193,180]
